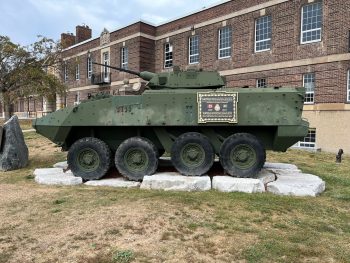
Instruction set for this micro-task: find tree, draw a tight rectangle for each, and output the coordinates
[0,35,67,120]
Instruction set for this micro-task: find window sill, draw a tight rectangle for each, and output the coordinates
[255,49,271,53]
[300,40,322,45]
[218,56,231,60]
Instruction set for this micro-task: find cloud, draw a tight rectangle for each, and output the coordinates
[141,13,168,25]
[0,0,221,45]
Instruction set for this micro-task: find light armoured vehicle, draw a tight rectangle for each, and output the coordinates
[33,64,309,181]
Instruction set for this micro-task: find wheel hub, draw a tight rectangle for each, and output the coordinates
[124,148,149,172]
[131,152,142,165]
[77,148,100,172]
[180,143,205,168]
[82,153,94,165]
[235,150,249,162]
[230,144,256,169]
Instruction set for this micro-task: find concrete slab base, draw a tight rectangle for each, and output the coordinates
[35,162,326,197]
[141,172,211,192]
[212,176,265,193]
[34,168,82,186]
[53,161,68,169]
[267,173,326,197]
[257,170,277,185]
[85,178,140,188]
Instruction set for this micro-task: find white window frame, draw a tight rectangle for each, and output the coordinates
[164,43,173,69]
[75,63,80,80]
[255,16,272,53]
[189,35,199,64]
[256,78,267,88]
[87,56,92,79]
[303,73,315,104]
[64,62,68,82]
[347,70,350,102]
[295,129,316,149]
[103,51,110,80]
[218,27,232,59]
[300,2,322,44]
[121,47,128,69]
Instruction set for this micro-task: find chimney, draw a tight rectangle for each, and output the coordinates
[76,24,92,44]
[61,33,75,49]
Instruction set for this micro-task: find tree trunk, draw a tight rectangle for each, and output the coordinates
[2,93,12,121]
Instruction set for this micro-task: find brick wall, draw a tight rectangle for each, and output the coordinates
[154,0,349,73]
[60,0,350,106]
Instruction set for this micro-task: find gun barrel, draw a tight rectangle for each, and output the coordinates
[92,62,141,77]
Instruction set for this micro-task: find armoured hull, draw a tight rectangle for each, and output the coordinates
[34,87,308,152]
[33,65,308,181]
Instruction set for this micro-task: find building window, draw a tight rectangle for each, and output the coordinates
[301,2,322,44]
[296,129,316,148]
[75,64,80,80]
[87,57,92,79]
[257,78,267,88]
[218,27,232,59]
[303,73,315,104]
[347,70,350,102]
[189,35,199,64]
[103,52,109,79]
[255,16,272,52]
[64,63,68,82]
[164,43,173,68]
[121,47,128,69]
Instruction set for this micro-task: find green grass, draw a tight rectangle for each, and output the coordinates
[0,118,33,130]
[0,133,349,262]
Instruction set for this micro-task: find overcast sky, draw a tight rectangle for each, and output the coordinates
[0,0,223,46]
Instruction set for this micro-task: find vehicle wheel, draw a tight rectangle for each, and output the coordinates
[115,137,158,181]
[67,137,111,180]
[171,132,214,176]
[220,133,266,178]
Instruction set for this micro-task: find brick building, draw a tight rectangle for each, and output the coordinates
[9,0,350,153]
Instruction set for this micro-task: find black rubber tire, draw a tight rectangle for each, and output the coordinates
[171,132,214,176]
[115,137,159,181]
[67,137,111,181]
[219,133,266,178]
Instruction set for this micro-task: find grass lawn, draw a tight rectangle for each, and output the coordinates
[0,119,33,130]
[0,132,349,263]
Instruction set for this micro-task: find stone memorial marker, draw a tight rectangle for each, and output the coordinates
[0,115,29,171]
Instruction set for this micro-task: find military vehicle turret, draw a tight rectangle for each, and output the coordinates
[33,64,309,181]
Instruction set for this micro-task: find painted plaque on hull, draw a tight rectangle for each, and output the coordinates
[197,92,238,123]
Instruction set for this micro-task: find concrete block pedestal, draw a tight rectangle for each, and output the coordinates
[141,173,211,192]
[32,162,326,197]
[34,168,82,186]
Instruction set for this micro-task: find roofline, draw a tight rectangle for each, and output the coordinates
[62,0,231,52]
[156,0,231,26]
[62,20,155,51]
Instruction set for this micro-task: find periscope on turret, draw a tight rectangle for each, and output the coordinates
[33,64,309,182]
